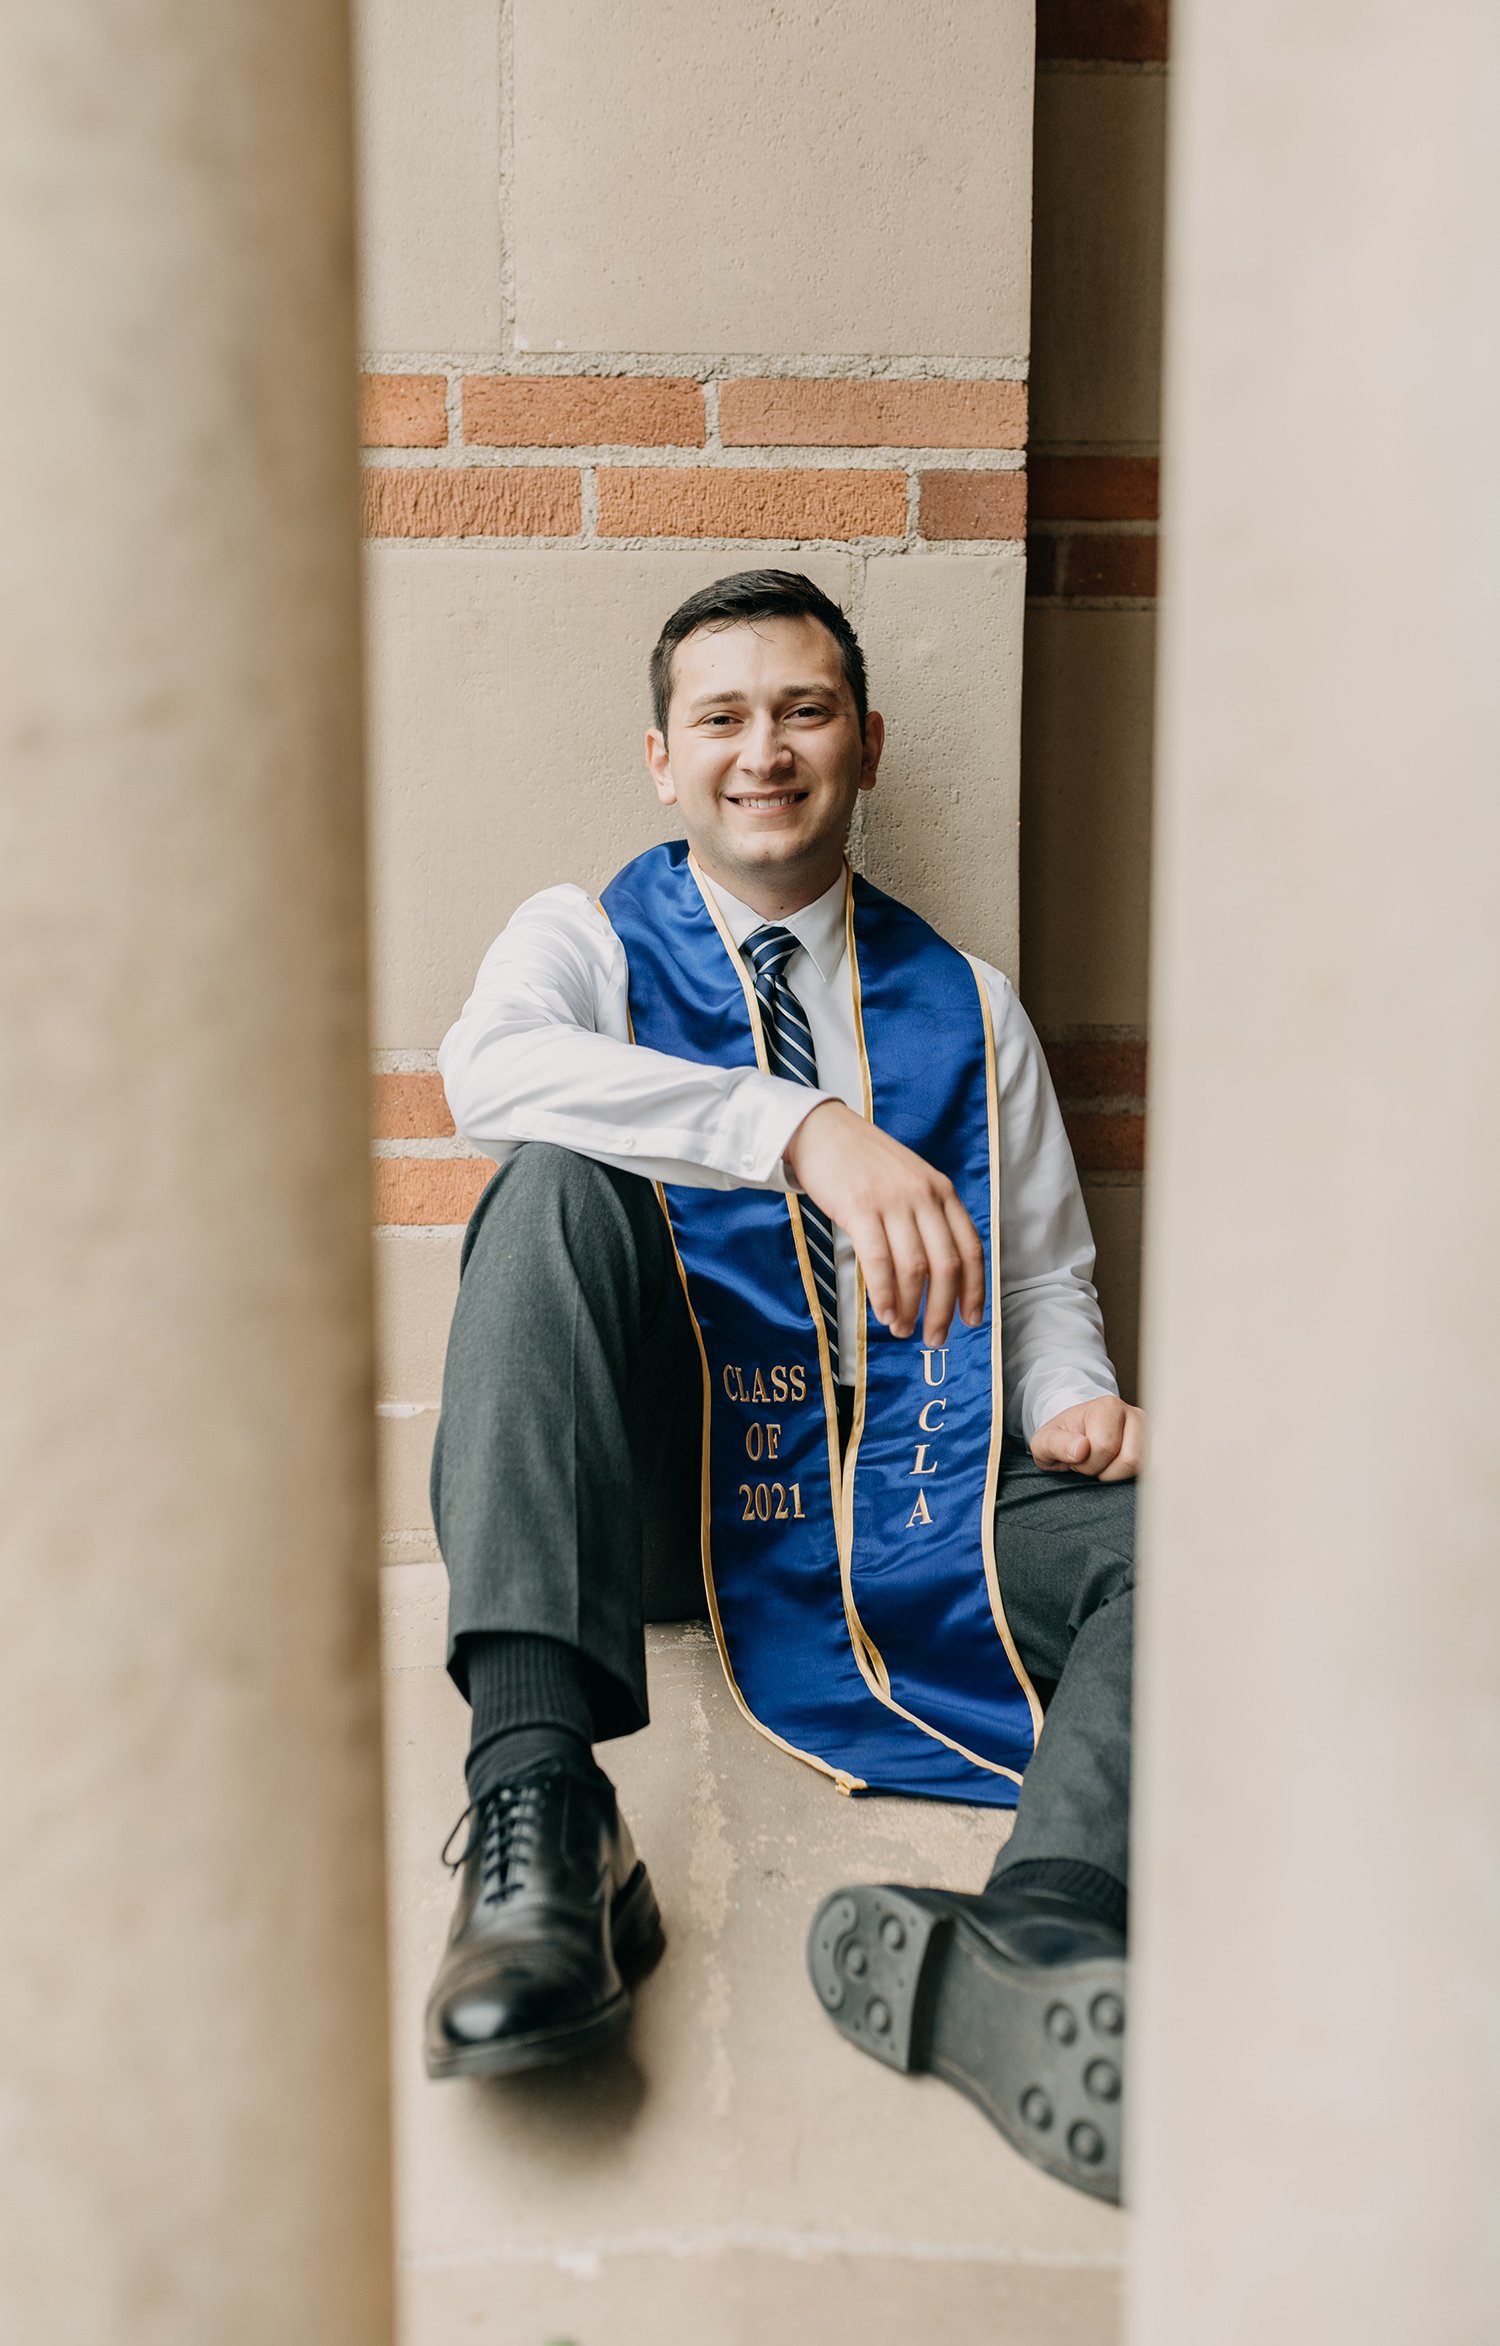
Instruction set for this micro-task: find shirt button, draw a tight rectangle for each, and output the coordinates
[620,1137,636,1152]
[741,1153,756,1169]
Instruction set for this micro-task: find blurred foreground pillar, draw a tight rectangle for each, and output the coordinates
[0,9,393,2344]
[1134,5,1500,2340]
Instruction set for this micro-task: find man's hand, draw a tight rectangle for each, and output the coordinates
[782,1099,984,1350]
[1030,1396,1146,1482]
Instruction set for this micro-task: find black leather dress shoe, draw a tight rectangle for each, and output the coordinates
[424,1763,662,2079]
[807,1878,1127,2203]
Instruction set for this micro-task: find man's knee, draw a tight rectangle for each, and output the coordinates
[463,1142,620,1254]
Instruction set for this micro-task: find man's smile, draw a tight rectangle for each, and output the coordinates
[726,786,810,814]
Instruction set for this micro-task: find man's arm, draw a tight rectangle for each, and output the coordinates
[784,970,1144,1479]
[439,886,835,1192]
[979,974,1131,1453]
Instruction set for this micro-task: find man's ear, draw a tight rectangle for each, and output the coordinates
[859,709,885,792]
[646,726,678,806]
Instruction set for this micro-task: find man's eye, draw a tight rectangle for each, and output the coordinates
[790,704,828,719]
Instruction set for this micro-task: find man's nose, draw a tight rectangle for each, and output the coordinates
[737,718,793,778]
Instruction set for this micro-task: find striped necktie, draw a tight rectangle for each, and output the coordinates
[743,924,842,1382]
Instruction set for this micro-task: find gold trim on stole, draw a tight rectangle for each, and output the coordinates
[688,857,890,1721]
[839,885,1024,1787]
[966,953,1045,1748]
[605,886,859,1793]
[653,1177,860,1792]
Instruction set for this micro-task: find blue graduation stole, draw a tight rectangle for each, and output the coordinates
[600,841,1039,1805]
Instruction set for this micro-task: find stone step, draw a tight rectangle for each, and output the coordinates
[382,1566,1125,2345]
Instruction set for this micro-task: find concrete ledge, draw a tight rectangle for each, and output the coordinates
[382,1567,1125,2344]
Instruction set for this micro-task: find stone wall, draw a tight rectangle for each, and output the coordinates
[356,0,1039,1559]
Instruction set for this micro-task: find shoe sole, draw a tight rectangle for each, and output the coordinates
[807,1886,1126,2204]
[425,1863,664,2081]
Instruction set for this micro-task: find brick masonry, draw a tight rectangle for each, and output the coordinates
[373,1071,454,1140]
[920,470,1029,542]
[1044,1038,1148,1175]
[718,378,1027,449]
[360,373,447,448]
[360,369,1028,550]
[1036,0,1168,62]
[361,467,580,539]
[464,375,705,448]
[597,465,909,542]
[374,1157,492,1228]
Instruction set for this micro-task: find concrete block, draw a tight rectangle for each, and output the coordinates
[1030,70,1166,448]
[374,1232,459,1555]
[382,1569,1126,2342]
[378,1410,439,1554]
[857,553,1027,977]
[353,0,504,351]
[510,0,1034,357]
[375,1229,462,1403]
[363,546,852,1048]
[1019,606,1156,1028]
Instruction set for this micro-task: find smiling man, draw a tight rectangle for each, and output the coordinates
[425,571,1144,2203]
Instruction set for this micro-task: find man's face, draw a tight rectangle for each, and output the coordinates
[646,614,882,904]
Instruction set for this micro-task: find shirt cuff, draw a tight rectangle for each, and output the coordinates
[712,1071,836,1189]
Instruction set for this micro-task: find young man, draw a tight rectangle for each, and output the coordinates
[426,571,1144,2204]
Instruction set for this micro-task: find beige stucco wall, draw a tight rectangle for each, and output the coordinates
[355,0,1037,1560]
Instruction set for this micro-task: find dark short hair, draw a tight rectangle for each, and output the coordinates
[649,569,869,735]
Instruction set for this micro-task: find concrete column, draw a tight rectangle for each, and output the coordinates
[1134,5,1500,2341]
[0,10,392,2344]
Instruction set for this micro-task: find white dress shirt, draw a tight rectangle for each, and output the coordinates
[438,865,1118,1440]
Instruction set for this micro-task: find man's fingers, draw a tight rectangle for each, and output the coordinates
[917,1203,962,1349]
[885,1210,928,1338]
[1098,1409,1143,1482]
[849,1214,896,1332]
[946,1195,987,1329]
[1032,1400,1145,1480]
[1031,1421,1088,1471]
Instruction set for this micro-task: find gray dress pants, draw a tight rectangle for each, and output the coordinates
[431,1144,1135,1892]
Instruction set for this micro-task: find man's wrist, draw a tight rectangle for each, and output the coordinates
[781,1095,840,1185]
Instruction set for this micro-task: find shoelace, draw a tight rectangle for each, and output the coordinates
[440,1780,548,1903]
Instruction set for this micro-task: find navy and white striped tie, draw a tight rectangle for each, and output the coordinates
[743,924,842,1382]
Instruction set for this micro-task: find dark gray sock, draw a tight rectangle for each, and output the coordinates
[461,1630,601,1806]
